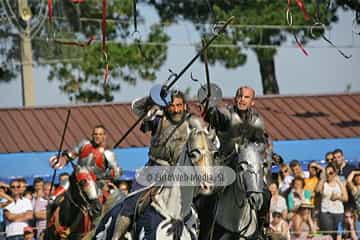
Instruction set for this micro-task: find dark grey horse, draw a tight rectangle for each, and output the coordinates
[209,143,269,240]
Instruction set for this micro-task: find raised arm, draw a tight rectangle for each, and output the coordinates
[131,96,163,134]
[204,106,231,131]
[347,170,360,196]
[0,190,13,208]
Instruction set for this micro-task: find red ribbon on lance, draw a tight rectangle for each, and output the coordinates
[102,0,109,85]
[293,34,309,56]
[102,0,107,51]
[295,0,311,21]
[286,0,309,56]
[48,0,53,23]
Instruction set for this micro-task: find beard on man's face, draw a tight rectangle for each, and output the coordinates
[166,110,185,123]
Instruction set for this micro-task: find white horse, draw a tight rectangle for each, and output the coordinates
[87,127,219,240]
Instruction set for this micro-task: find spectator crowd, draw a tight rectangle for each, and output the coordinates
[268,148,360,240]
[0,148,359,240]
[0,173,131,240]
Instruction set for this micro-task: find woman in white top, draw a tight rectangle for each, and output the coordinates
[316,164,348,239]
[269,182,288,221]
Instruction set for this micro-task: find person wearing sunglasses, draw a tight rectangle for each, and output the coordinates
[3,179,33,240]
[316,164,349,239]
[278,164,294,196]
[336,208,359,240]
[290,160,309,179]
[325,151,334,164]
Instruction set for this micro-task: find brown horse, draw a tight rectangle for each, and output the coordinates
[44,174,93,240]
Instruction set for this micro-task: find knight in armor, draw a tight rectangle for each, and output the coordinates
[203,86,272,236]
[49,124,121,220]
[114,89,205,239]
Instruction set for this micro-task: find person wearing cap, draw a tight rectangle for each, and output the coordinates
[291,201,315,238]
[23,227,34,240]
[268,211,290,240]
[291,200,332,240]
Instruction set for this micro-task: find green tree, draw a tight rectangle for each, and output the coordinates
[0,0,169,102]
[147,0,350,94]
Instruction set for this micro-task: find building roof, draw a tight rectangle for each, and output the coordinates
[0,92,359,153]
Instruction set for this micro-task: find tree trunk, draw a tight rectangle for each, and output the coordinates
[254,49,279,95]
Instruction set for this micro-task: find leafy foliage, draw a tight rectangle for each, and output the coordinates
[146,0,350,94]
[0,0,169,102]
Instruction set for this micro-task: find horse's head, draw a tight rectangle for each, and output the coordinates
[186,128,219,195]
[233,143,266,193]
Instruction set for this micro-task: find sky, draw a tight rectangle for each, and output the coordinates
[0,5,359,108]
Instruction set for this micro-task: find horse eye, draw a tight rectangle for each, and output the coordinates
[189,149,201,161]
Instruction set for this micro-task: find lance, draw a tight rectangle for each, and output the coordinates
[49,109,71,200]
[201,38,211,109]
[165,16,234,91]
[113,16,234,148]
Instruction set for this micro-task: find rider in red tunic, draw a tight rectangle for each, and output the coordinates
[49,124,121,219]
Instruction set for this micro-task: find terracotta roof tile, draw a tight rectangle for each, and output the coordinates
[0,93,359,153]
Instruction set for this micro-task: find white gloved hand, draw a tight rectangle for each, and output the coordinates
[146,107,163,119]
[49,155,66,169]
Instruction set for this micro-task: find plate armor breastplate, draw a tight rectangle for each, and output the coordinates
[75,140,107,178]
[217,107,265,157]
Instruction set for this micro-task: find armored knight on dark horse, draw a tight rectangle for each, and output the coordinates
[198,85,272,240]
[46,124,121,239]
